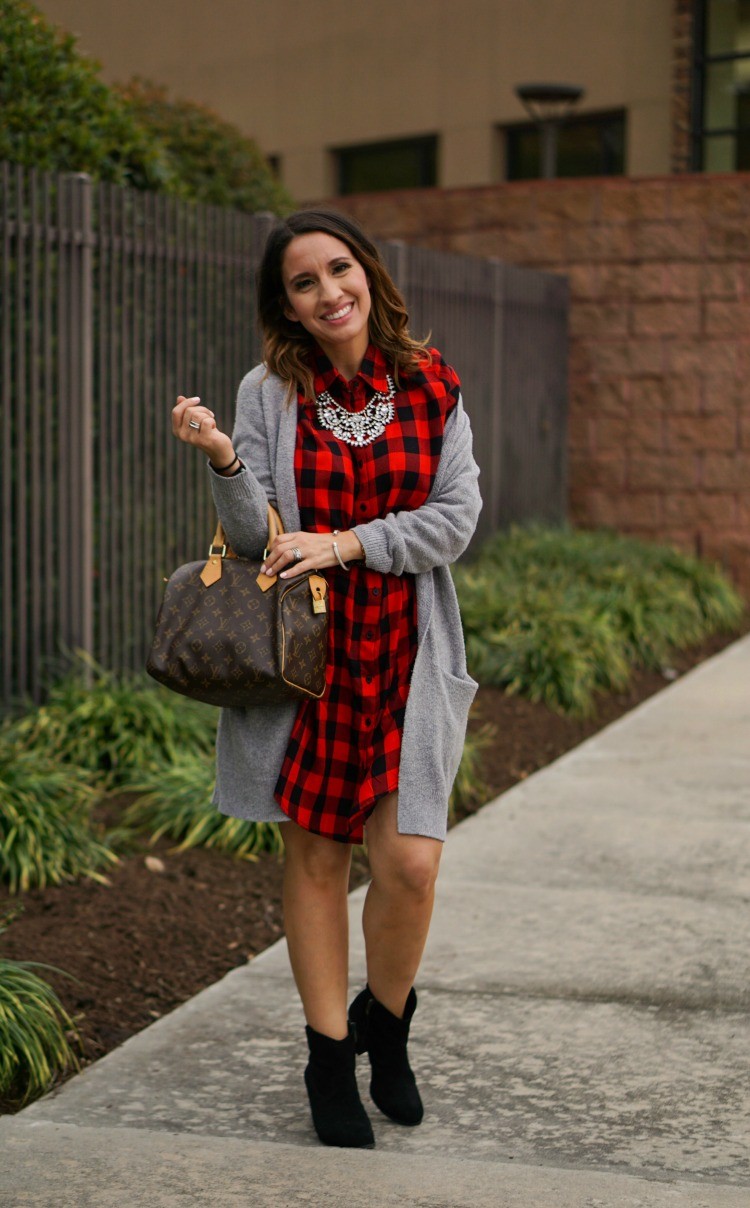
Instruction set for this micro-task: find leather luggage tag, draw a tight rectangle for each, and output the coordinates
[200,554,223,588]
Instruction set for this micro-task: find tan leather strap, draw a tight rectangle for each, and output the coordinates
[201,504,284,588]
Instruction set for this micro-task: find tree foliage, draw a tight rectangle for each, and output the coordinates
[0,0,292,213]
[0,0,173,188]
[117,77,293,214]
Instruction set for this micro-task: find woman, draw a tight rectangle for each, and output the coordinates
[172,209,481,1149]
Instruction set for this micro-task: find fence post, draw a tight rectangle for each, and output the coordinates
[61,173,95,666]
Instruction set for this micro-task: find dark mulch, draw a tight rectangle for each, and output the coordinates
[0,624,746,1111]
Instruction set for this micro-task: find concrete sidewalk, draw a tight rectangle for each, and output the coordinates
[2,636,749,1206]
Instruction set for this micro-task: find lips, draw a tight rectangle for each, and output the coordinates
[321,302,354,322]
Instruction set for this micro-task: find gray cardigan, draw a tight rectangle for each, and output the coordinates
[209,363,482,841]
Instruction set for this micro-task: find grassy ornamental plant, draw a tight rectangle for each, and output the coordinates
[0,922,80,1106]
[0,744,117,893]
[453,526,745,717]
[5,659,217,788]
[124,754,284,858]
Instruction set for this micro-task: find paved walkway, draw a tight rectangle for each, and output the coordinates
[2,636,750,1206]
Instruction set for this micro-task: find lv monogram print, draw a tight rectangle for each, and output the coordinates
[147,558,328,708]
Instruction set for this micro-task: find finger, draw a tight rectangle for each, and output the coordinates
[264,544,300,576]
[172,395,201,434]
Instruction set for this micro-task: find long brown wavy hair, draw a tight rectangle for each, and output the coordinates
[257,209,430,402]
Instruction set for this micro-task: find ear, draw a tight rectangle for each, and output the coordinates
[283,298,300,323]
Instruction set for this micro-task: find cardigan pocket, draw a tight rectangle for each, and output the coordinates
[436,666,479,789]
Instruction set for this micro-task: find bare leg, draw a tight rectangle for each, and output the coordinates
[281,821,353,1039]
[361,792,442,1017]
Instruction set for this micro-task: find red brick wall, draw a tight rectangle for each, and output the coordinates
[330,174,750,593]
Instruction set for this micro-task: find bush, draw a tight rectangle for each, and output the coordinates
[0,3,290,213]
[0,0,172,188]
[124,753,283,858]
[454,526,745,716]
[5,659,217,788]
[449,718,495,821]
[0,920,80,1105]
[117,77,293,214]
[0,744,117,893]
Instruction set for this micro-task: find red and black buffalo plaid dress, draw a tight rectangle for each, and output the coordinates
[273,342,459,843]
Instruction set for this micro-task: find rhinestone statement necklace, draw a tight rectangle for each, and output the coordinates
[315,375,396,447]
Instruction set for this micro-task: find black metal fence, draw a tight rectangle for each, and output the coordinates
[1,163,568,708]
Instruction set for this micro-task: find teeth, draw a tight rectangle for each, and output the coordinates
[323,303,352,321]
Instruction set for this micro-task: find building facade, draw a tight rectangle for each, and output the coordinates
[36,0,733,202]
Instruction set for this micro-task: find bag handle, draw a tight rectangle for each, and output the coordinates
[200,503,284,588]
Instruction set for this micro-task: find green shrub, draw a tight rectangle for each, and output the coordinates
[117,77,293,214]
[449,719,495,821]
[5,659,217,788]
[0,921,80,1105]
[0,0,172,188]
[125,753,283,858]
[0,744,117,893]
[454,526,745,716]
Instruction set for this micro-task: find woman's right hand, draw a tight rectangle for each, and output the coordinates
[172,395,237,469]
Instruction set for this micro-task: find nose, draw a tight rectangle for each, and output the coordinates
[319,273,343,306]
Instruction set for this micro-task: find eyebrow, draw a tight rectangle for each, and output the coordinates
[288,256,351,285]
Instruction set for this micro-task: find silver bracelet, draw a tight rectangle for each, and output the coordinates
[331,530,350,571]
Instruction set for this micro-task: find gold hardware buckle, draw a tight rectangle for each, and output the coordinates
[208,543,227,558]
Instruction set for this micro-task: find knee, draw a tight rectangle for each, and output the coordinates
[379,848,440,901]
[284,836,349,891]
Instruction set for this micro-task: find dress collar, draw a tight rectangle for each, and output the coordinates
[308,341,392,399]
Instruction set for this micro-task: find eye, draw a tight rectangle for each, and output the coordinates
[332,261,351,274]
[294,277,313,291]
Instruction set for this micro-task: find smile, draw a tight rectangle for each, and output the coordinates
[321,302,353,321]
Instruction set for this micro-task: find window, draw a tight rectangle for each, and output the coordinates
[335,136,438,195]
[693,0,750,170]
[504,111,626,180]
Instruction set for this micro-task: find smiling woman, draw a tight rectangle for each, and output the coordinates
[170,208,482,1149]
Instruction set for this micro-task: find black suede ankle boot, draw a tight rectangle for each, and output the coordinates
[348,985,424,1126]
[304,1023,375,1148]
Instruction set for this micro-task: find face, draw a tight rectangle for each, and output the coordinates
[281,231,372,369]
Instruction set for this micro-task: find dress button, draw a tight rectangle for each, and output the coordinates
[366,675,373,684]
[364,718,372,727]
[366,630,374,640]
[372,588,380,597]
[359,503,366,512]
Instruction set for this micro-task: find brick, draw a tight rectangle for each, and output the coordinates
[665,261,701,299]
[631,221,703,260]
[700,532,750,598]
[569,301,630,338]
[443,186,538,231]
[630,374,702,414]
[668,178,746,220]
[631,301,701,337]
[567,263,602,301]
[702,452,750,490]
[585,339,664,376]
[656,528,699,555]
[703,299,750,336]
[705,219,750,260]
[565,223,632,262]
[666,412,738,452]
[598,263,640,297]
[667,339,740,377]
[613,492,664,528]
[594,414,630,451]
[701,262,741,299]
[626,413,666,451]
[703,375,748,411]
[569,452,627,490]
[534,186,599,225]
[741,413,750,449]
[566,405,593,451]
[627,453,698,489]
[598,181,670,224]
[662,491,735,526]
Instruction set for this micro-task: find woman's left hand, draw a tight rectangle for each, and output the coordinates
[262,530,364,578]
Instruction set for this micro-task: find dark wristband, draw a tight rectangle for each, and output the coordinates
[209,454,240,473]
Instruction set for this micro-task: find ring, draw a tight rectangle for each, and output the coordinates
[188,419,201,431]
[291,546,303,562]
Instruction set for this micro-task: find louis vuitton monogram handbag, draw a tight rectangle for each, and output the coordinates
[147,504,329,707]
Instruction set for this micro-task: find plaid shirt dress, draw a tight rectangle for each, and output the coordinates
[273,342,460,843]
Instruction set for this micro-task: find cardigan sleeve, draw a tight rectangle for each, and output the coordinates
[351,396,482,575]
[208,365,276,559]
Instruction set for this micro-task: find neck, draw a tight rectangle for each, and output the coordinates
[318,332,370,384]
